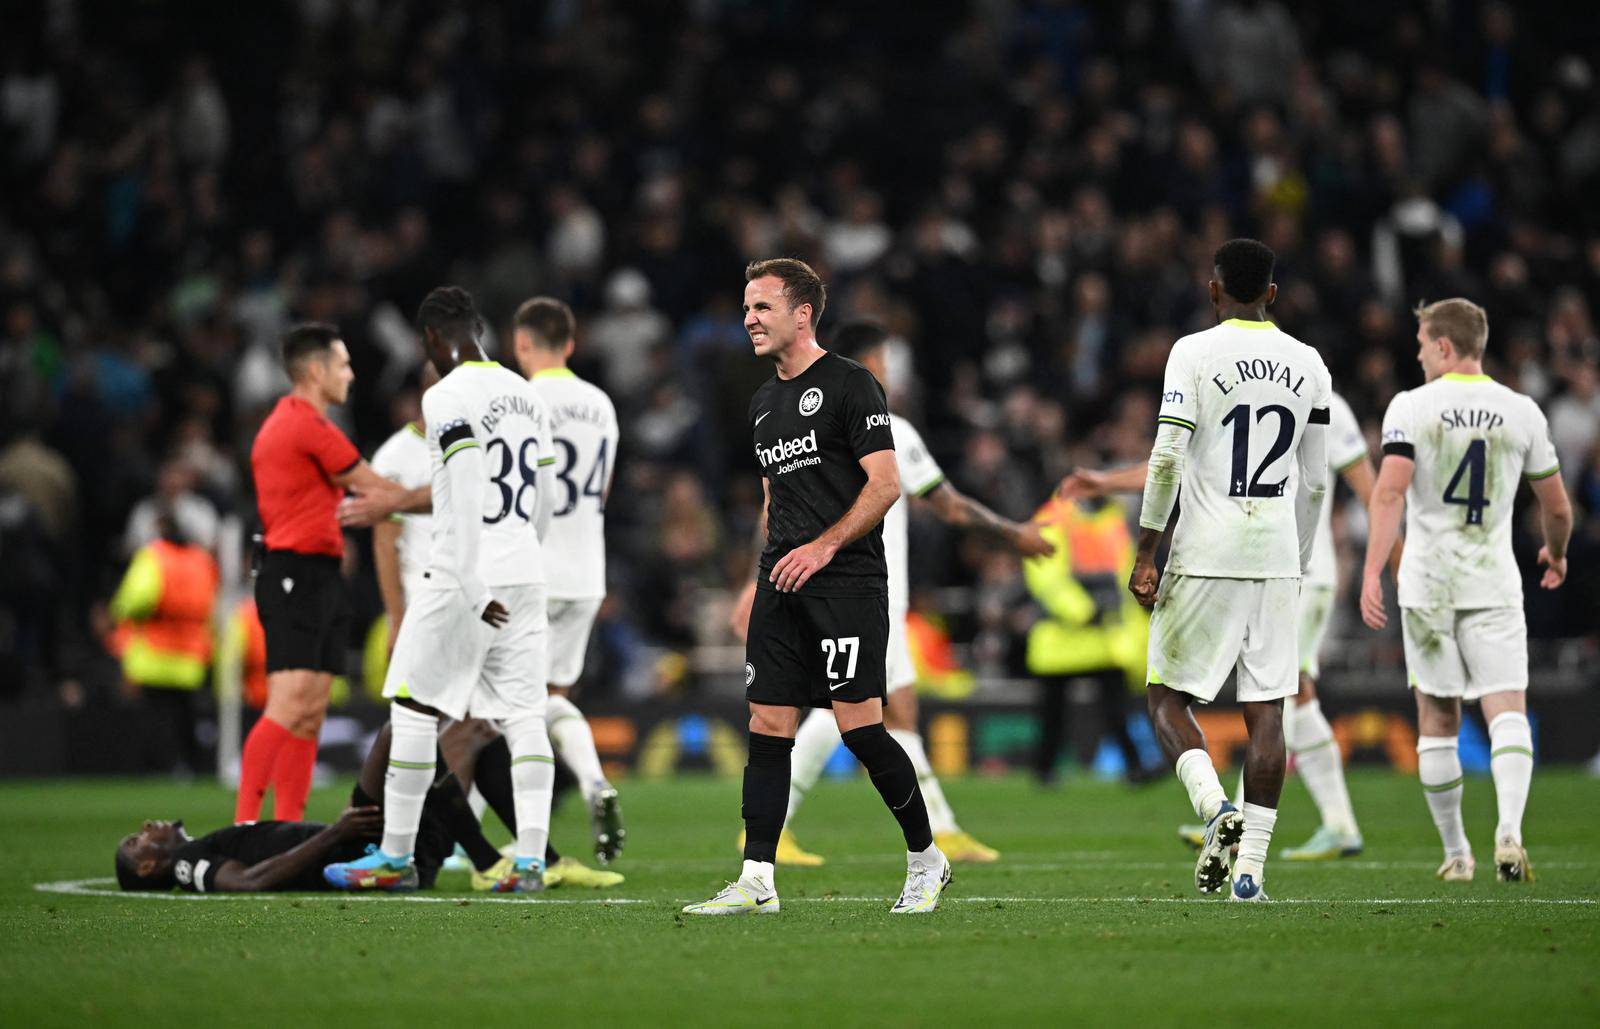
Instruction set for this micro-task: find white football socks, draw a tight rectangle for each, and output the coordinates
[381,703,438,859]
[1292,700,1359,835]
[742,859,775,889]
[785,709,841,823]
[1175,748,1227,822]
[1234,802,1278,881]
[501,711,555,863]
[889,728,959,835]
[546,694,607,803]
[1418,735,1470,859]
[1488,711,1533,845]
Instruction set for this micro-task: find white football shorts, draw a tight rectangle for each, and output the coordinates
[547,597,602,688]
[886,605,915,694]
[1401,605,1528,701]
[1147,574,1300,704]
[1297,583,1335,679]
[384,583,549,721]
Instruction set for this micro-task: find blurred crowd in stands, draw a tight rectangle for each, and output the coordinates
[1,0,1598,711]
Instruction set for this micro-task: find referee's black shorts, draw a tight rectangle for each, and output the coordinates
[256,550,349,675]
[745,586,888,709]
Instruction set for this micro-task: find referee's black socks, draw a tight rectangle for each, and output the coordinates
[741,732,794,863]
[842,723,934,853]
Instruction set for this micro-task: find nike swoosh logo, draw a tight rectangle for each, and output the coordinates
[755,412,771,427]
[829,679,851,691]
[755,896,774,906]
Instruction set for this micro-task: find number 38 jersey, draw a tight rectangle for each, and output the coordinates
[530,368,618,601]
[1153,318,1333,579]
[422,361,555,590]
[1381,373,1559,610]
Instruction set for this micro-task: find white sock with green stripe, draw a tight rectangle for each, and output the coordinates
[381,703,438,859]
[1488,711,1533,845]
[1292,700,1358,835]
[547,694,607,803]
[890,728,958,835]
[1417,735,1470,859]
[502,711,555,864]
[785,709,841,824]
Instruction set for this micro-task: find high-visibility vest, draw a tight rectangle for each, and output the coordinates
[109,539,219,690]
[1022,497,1148,682]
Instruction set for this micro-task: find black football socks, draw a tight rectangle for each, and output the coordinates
[742,732,794,863]
[842,723,934,852]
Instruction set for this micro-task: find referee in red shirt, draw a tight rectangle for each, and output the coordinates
[238,323,408,823]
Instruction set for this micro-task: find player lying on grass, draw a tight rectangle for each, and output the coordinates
[115,722,621,892]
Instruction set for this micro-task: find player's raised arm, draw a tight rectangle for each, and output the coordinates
[770,449,899,593]
[1295,401,1330,575]
[920,481,1053,557]
[1058,461,1149,500]
[336,461,431,526]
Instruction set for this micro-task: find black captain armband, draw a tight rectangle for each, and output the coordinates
[1382,441,1415,460]
[437,419,479,462]
[1308,407,1331,424]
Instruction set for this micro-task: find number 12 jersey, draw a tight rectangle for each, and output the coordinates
[1381,373,1559,610]
[1152,318,1333,579]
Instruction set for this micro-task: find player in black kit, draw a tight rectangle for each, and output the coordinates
[683,258,952,917]
[115,727,527,893]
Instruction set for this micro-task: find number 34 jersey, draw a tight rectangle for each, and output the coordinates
[1381,373,1559,610]
[530,368,618,601]
[1154,318,1333,579]
[422,361,555,590]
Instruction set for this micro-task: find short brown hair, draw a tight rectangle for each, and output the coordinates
[513,296,575,349]
[281,322,341,380]
[745,258,826,328]
[1414,298,1489,358]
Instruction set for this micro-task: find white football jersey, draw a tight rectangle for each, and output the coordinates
[1305,391,1370,587]
[1151,318,1334,578]
[422,361,555,590]
[882,414,945,613]
[1381,373,1559,609]
[530,368,618,600]
[371,422,433,600]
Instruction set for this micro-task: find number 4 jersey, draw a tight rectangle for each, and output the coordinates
[1151,318,1334,579]
[1381,372,1559,610]
[421,361,556,599]
[529,368,618,601]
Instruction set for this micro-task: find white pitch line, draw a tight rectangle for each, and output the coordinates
[34,879,1597,906]
[33,879,651,904]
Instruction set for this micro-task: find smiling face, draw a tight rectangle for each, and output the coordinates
[743,275,808,361]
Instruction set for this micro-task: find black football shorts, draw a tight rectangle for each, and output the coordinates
[256,551,349,675]
[745,587,888,709]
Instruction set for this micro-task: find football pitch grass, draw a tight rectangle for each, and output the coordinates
[3,769,1597,1027]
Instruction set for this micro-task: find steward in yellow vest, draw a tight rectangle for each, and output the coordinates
[1022,496,1155,783]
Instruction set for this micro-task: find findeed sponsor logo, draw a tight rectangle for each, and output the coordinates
[756,429,819,467]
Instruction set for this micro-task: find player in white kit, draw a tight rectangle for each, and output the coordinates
[730,322,1053,865]
[371,362,441,652]
[324,286,559,893]
[511,296,626,864]
[1134,240,1330,903]
[1361,298,1572,884]
[1062,388,1383,860]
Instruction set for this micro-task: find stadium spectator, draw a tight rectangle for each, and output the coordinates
[0,1,1592,735]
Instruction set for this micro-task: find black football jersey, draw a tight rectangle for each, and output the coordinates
[170,821,362,892]
[749,352,895,596]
